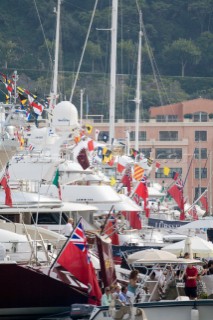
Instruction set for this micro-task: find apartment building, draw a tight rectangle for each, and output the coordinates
[84,98,213,209]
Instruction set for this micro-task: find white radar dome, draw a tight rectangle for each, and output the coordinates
[52,101,79,130]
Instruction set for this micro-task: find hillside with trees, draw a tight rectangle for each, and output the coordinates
[0,0,213,121]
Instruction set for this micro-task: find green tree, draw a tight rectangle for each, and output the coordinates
[0,40,17,68]
[163,39,201,77]
[85,41,102,72]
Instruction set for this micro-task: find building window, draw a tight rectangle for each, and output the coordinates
[130,131,146,141]
[130,131,135,141]
[156,115,166,122]
[194,187,207,200]
[139,131,146,141]
[194,148,207,159]
[195,131,207,141]
[193,112,208,122]
[156,148,182,159]
[156,115,178,122]
[139,148,151,158]
[155,168,182,179]
[159,131,178,141]
[168,115,178,122]
[195,168,207,179]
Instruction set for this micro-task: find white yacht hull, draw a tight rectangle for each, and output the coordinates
[89,300,213,320]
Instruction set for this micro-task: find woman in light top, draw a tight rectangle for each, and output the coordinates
[101,287,112,306]
[126,269,139,303]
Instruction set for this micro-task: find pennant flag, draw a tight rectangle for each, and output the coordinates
[103,216,119,246]
[96,234,117,288]
[200,193,208,212]
[163,166,170,176]
[87,140,94,151]
[85,124,93,134]
[134,176,149,218]
[110,176,116,186]
[77,148,90,170]
[155,162,161,172]
[52,169,62,200]
[167,183,185,220]
[0,163,12,207]
[129,211,142,230]
[133,164,144,181]
[172,171,179,180]
[57,218,102,305]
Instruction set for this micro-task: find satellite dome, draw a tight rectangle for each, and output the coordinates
[52,101,79,129]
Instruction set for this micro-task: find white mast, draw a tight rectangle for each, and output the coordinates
[50,0,61,111]
[109,0,118,144]
[134,9,143,151]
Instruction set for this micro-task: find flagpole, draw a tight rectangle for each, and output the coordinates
[100,205,114,236]
[48,216,82,275]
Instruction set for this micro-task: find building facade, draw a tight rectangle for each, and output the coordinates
[84,98,213,210]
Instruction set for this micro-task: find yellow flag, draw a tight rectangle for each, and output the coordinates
[110,176,116,186]
[86,124,93,134]
[133,164,144,181]
[163,166,170,176]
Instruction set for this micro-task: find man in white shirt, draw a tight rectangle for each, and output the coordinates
[63,218,74,237]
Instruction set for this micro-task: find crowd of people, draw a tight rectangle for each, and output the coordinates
[101,256,213,306]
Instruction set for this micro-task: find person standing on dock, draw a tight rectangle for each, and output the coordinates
[184,263,198,300]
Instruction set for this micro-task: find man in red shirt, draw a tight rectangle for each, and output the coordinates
[184,264,198,299]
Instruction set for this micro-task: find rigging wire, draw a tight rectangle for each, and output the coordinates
[33,0,53,68]
[69,0,99,103]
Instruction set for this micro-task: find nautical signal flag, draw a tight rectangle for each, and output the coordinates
[18,93,27,106]
[56,218,102,305]
[77,148,90,170]
[130,148,139,159]
[108,156,115,166]
[172,171,179,180]
[110,176,116,186]
[85,124,93,134]
[87,139,94,151]
[155,162,161,172]
[163,166,170,176]
[133,164,144,181]
[117,157,127,173]
[147,157,154,167]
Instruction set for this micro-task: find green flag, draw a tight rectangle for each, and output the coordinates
[53,169,60,188]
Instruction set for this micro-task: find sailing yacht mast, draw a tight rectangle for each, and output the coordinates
[109,0,118,144]
[50,0,61,111]
[134,9,143,151]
